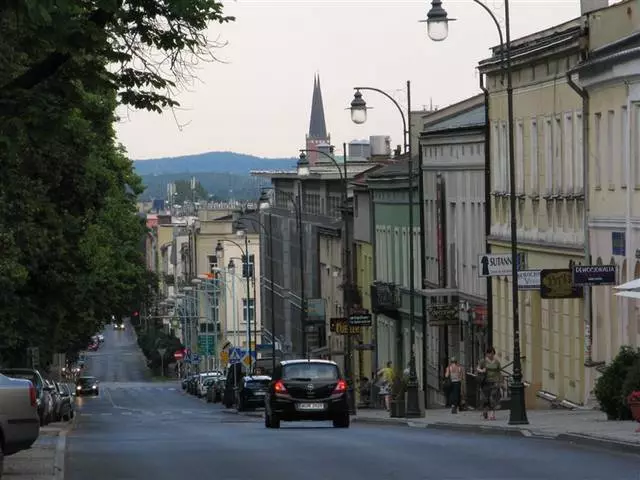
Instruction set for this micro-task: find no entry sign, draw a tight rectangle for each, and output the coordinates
[173,350,185,361]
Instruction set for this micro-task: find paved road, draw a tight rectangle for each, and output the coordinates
[66,326,640,480]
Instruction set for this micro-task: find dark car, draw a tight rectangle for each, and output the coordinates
[45,379,63,422]
[206,377,226,403]
[237,375,271,411]
[264,359,350,429]
[0,368,54,426]
[55,383,75,421]
[75,376,99,396]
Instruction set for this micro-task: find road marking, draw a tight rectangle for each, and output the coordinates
[168,388,176,391]
[100,412,113,416]
[161,411,172,415]
[80,413,93,417]
[121,411,133,415]
[181,410,193,415]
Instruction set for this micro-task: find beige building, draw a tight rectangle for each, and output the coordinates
[571,0,640,386]
[479,19,586,405]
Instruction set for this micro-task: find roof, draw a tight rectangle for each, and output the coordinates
[280,359,338,366]
[423,105,485,134]
[245,375,272,381]
[308,74,327,139]
[366,159,418,179]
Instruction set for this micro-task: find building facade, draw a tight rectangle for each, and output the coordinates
[420,94,489,381]
[572,0,640,386]
[479,19,586,405]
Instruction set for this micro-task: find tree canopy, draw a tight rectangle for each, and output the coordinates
[0,1,232,367]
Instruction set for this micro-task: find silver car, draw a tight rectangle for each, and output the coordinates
[0,373,40,474]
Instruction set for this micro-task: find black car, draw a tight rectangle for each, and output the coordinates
[237,375,271,411]
[75,376,99,396]
[264,359,349,429]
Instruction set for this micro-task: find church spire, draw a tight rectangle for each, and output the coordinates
[308,73,327,139]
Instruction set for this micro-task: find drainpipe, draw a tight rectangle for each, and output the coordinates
[479,72,493,348]
[567,59,594,405]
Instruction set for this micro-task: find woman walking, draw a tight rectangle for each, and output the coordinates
[477,347,501,420]
[444,357,464,413]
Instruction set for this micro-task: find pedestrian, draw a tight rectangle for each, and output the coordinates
[477,347,501,420]
[376,361,394,411]
[444,357,464,414]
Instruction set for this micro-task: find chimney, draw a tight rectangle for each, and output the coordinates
[580,0,608,15]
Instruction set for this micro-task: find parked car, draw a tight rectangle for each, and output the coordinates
[200,377,217,398]
[264,359,350,429]
[0,368,54,426]
[55,383,75,421]
[75,376,99,396]
[0,373,40,476]
[236,375,271,411]
[206,377,226,403]
[45,380,63,422]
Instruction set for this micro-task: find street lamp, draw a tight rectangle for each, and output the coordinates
[297,153,310,177]
[420,0,453,42]
[348,82,422,419]
[425,0,528,426]
[240,210,278,374]
[218,238,254,373]
[298,144,356,415]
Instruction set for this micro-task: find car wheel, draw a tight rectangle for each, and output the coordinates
[95,390,99,396]
[0,435,5,478]
[264,412,271,428]
[333,414,350,428]
[271,413,281,429]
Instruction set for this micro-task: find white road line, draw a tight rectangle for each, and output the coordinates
[121,411,133,415]
[80,413,93,416]
[100,412,113,416]
[181,410,192,415]
[168,388,176,391]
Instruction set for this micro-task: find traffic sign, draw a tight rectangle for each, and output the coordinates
[174,350,184,361]
[242,351,256,368]
[157,348,167,357]
[229,347,244,364]
[220,350,229,365]
[192,353,201,364]
[197,334,215,356]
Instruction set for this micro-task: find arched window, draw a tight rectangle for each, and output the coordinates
[596,257,603,266]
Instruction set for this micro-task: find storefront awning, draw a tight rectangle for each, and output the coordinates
[615,278,640,291]
[615,290,640,300]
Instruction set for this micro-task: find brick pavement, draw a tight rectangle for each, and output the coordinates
[3,425,68,480]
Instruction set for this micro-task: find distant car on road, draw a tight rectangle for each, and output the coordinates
[75,376,99,396]
[264,359,350,429]
[113,322,125,330]
[0,373,40,474]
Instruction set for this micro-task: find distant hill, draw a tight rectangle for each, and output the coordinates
[133,151,296,175]
[139,171,270,202]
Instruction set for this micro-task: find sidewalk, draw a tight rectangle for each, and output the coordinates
[3,425,68,480]
[352,408,640,453]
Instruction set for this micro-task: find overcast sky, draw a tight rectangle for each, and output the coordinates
[116,0,591,160]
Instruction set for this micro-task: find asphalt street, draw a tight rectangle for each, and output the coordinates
[65,325,640,480]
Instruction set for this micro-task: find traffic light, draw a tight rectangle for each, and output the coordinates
[133,311,139,317]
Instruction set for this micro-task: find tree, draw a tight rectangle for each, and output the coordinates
[173,179,208,204]
[0,0,229,366]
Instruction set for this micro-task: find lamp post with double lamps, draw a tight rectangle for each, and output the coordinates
[424,0,528,426]
[297,144,356,415]
[216,239,255,373]
[349,82,422,418]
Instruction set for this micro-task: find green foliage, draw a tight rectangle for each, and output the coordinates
[172,179,208,204]
[0,0,227,367]
[594,346,640,420]
[391,369,406,398]
[136,325,181,376]
[622,359,640,404]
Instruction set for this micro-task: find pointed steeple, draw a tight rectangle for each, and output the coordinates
[308,74,327,139]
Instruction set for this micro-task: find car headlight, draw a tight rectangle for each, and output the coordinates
[92,385,97,389]
[76,386,81,390]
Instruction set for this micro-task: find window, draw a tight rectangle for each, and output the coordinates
[564,113,573,193]
[574,112,584,193]
[607,110,615,189]
[492,122,501,191]
[553,116,562,193]
[242,254,255,278]
[210,254,222,272]
[530,119,539,194]
[621,106,628,189]
[594,112,602,188]
[634,103,640,186]
[544,118,553,194]
[501,122,508,192]
[516,120,524,193]
[242,298,255,323]
[282,362,339,380]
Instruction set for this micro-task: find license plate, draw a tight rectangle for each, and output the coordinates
[297,402,325,411]
[253,392,265,396]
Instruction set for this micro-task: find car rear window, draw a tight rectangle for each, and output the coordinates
[282,363,339,381]
[78,378,95,385]
[245,379,270,389]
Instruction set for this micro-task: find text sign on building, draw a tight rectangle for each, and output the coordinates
[540,269,583,299]
[348,313,372,327]
[427,303,459,327]
[329,317,360,335]
[478,253,526,277]
[306,298,325,321]
[572,265,617,286]
[517,270,541,291]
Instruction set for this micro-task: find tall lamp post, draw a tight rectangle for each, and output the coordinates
[349,82,422,418]
[424,0,528,425]
[217,239,254,373]
[241,203,278,374]
[297,144,356,415]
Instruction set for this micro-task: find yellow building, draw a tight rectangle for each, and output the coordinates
[479,19,586,405]
[572,0,640,392]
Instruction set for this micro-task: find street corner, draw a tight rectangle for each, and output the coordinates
[556,433,640,457]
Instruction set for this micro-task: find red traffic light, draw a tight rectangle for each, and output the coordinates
[133,311,139,317]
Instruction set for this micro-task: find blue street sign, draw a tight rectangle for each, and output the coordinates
[229,347,244,364]
[192,353,201,364]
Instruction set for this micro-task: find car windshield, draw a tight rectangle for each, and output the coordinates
[203,378,216,385]
[78,377,96,385]
[245,379,270,389]
[282,363,339,381]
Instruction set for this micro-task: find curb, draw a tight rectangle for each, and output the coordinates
[221,409,262,418]
[557,433,640,456]
[53,429,68,480]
